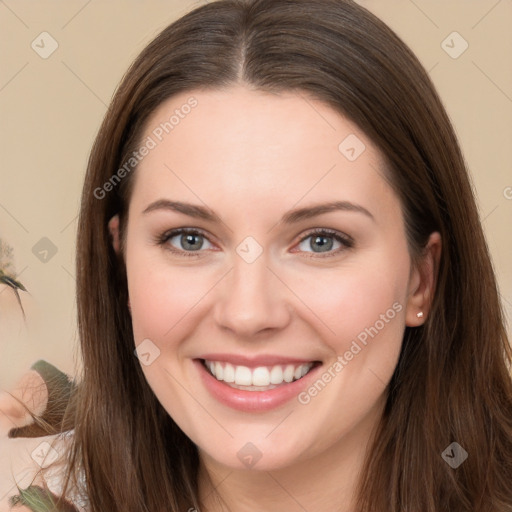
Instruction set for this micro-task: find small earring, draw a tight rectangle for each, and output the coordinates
[416,311,424,318]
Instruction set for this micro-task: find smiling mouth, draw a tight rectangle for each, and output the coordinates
[201,359,321,391]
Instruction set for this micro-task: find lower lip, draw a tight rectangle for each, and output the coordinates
[194,359,322,412]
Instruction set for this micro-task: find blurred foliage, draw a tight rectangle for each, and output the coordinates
[0,238,27,317]
[9,484,79,512]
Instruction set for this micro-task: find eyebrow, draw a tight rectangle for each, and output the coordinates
[142,199,374,223]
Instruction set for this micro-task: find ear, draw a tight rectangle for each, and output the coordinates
[405,231,442,327]
[108,214,131,312]
[108,214,121,254]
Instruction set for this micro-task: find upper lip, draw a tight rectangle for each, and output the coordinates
[197,353,320,368]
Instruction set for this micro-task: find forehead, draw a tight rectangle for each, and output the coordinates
[129,86,398,223]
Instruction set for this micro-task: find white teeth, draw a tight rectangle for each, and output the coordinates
[214,361,223,380]
[223,363,235,383]
[234,366,252,386]
[283,365,295,383]
[205,360,315,387]
[252,367,270,386]
[269,365,283,384]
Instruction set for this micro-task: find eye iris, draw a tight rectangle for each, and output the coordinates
[172,232,340,253]
[311,235,333,252]
[182,233,203,251]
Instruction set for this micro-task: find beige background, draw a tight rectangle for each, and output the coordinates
[0,0,511,390]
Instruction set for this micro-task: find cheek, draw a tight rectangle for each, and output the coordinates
[285,261,408,440]
[289,258,409,355]
[127,255,209,343]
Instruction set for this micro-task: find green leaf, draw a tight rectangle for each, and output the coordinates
[9,485,79,512]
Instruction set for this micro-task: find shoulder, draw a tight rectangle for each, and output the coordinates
[0,362,88,512]
[0,431,88,512]
[0,432,81,511]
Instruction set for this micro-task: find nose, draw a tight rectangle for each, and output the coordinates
[213,251,292,338]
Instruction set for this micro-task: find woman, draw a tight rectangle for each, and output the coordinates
[2,0,512,510]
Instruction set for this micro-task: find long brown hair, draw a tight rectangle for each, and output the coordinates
[52,0,512,510]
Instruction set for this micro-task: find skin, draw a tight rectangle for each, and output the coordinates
[0,371,48,512]
[109,86,441,511]
[0,370,48,432]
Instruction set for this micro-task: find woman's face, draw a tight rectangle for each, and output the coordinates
[118,86,433,472]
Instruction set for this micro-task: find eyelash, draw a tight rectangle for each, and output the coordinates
[155,228,354,259]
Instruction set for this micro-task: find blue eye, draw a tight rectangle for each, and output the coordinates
[156,228,353,258]
[159,229,214,255]
[296,229,353,257]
